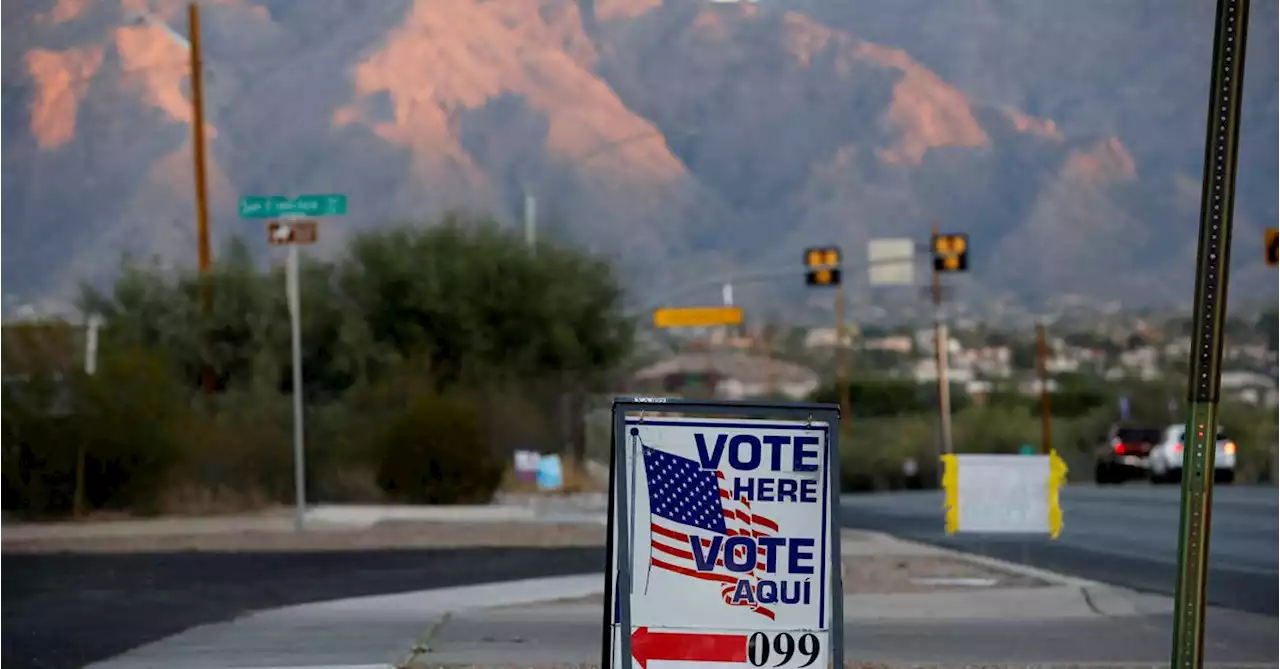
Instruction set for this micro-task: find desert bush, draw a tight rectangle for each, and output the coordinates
[174,386,296,506]
[951,404,1042,454]
[839,414,938,492]
[374,391,504,504]
[2,347,189,517]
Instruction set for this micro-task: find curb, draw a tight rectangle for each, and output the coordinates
[306,504,539,527]
[857,529,1173,617]
[261,573,606,618]
[859,530,1102,589]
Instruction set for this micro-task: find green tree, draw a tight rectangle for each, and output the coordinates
[1009,342,1038,370]
[2,347,190,516]
[337,216,634,396]
[1254,310,1278,351]
[811,378,931,417]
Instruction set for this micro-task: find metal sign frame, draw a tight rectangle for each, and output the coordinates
[602,397,844,669]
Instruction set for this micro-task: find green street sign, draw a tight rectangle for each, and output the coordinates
[239,194,347,219]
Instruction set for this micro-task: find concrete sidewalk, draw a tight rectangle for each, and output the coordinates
[83,530,1279,669]
[408,533,1272,668]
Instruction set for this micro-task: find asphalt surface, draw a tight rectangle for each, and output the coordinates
[841,484,1279,616]
[1,546,603,669]
[428,609,1278,666]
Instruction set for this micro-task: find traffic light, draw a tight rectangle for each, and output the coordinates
[1266,227,1278,267]
[932,233,969,273]
[804,246,842,286]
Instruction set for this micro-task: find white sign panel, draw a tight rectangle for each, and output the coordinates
[942,453,1067,536]
[609,414,836,669]
[867,238,916,286]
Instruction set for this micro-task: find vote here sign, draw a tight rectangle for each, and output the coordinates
[608,411,838,669]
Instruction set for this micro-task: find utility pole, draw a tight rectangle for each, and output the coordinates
[524,189,537,250]
[73,314,104,519]
[1269,347,1280,483]
[803,247,847,421]
[1035,321,1053,454]
[188,2,216,395]
[764,322,778,399]
[930,223,953,457]
[1171,0,1249,666]
[835,283,850,423]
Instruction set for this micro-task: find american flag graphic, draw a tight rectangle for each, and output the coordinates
[642,444,780,620]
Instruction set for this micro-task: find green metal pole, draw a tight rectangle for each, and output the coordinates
[1172,1,1249,667]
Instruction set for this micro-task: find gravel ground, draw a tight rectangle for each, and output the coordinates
[1,520,606,554]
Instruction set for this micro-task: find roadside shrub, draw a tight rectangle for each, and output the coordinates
[375,392,504,504]
[2,378,79,516]
[174,386,295,508]
[2,348,189,517]
[839,414,937,492]
[1217,401,1279,483]
[74,349,190,513]
[951,404,1041,454]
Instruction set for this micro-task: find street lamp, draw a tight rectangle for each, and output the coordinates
[126,3,215,394]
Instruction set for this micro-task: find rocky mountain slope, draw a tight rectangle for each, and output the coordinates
[3,0,1277,317]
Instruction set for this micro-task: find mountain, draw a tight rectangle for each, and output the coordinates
[3,0,1277,320]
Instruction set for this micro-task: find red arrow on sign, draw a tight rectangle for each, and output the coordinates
[631,626,748,668]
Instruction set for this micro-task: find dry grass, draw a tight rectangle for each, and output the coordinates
[1,519,606,554]
[498,458,603,495]
[155,482,277,516]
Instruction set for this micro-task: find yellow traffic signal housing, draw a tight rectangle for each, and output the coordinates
[804,246,842,286]
[1266,227,1278,267]
[932,233,969,273]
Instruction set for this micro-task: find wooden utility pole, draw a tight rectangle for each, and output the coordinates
[930,223,953,457]
[1035,321,1053,454]
[835,284,849,417]
[188,3,216,394]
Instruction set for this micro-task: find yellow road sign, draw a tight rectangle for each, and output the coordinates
[653,306,744,329]
[932,233,969,272]
[805,246,842,286]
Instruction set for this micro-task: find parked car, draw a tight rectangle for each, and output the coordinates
[1147,423,1236,484]
[1094,424,1164,484]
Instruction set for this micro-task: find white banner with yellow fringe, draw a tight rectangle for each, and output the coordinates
[940,451,1067,538]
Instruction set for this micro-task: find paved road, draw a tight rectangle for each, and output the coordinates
[1,546,603,669]
[841,484,1279,616]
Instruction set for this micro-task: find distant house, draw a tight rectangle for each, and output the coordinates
[631,351,821,401]
[862,335,913,354]
[803,326,855,350]
[1219,370,1279,407]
